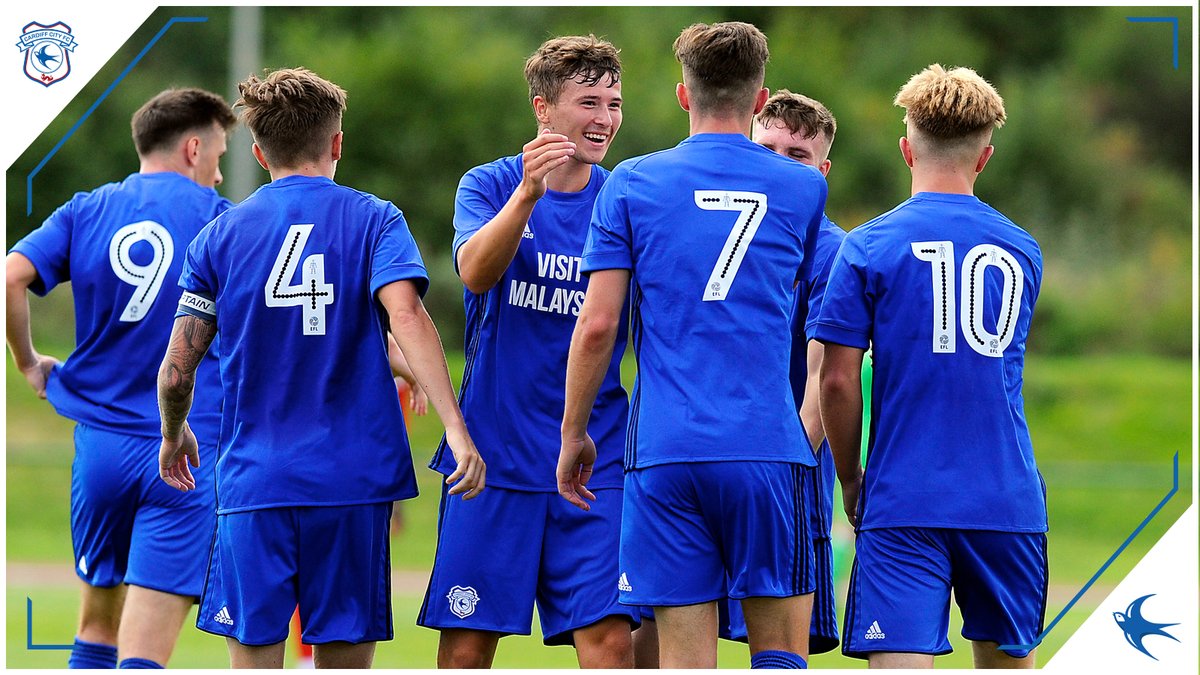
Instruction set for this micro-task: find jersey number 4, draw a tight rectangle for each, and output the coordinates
[911,241,1024,357]
[696,190,767,302]
[108,221,174,323]
[265,224,335,336]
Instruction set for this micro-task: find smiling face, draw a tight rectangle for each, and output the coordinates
[752,119,832,176]
[536,77,623,166]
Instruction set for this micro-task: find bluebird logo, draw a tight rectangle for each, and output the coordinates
[16,21,77,87]
[1112,594,1179,660]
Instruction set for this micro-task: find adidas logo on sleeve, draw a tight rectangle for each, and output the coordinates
[865,620,886,640]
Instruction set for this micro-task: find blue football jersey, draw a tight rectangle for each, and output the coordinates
[812,192,1046,532]
[10,172,229,441]
[178,175,427,514]
[429,156,629,491]
[791,215,846,539]
[582,133,827,469]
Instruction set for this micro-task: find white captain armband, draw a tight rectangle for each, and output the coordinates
[177,291,216,321]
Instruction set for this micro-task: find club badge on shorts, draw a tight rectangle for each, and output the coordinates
[16,21,77,87]
[446,585,480,618]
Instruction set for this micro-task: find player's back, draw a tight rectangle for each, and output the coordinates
[817,192,1045,532]
[12,172,228,440]
[588,133,827,469]
[181,175,425,513]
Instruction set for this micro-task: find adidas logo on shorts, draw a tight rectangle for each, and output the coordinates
[77,556,88,576]
[214,606,234,626]
[617,572,632,593]
[864,620,886,640]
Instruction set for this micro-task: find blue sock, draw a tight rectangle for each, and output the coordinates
[119,657,164,669]
[68,637,118,669]
[751,649,808,669]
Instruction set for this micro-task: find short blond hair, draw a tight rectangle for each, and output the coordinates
[237,67,347,168]
[894,64,1005,139]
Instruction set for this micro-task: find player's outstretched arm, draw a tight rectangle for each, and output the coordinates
[819,341,866,527]
[157,314,216,492]
[799,339,827,453]
[5,253,59,399]
[378,280,485,499]
[456,132,576,294]
[558,268,630,511]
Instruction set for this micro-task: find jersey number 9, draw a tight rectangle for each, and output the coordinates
[108,221,174,323]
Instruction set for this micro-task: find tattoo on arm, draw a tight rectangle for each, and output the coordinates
[158,315,217,438]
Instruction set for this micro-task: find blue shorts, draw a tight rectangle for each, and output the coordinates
[197,503,393,646]
[418,486,638,645]
[720,536,839,653]
[843,528,1048,659]
[620,462,814,606]
[71,423,216,597]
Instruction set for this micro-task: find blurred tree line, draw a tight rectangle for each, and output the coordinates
[7,5,1193,356]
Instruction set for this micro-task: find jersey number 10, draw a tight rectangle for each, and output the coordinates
[911,241,1024,358]
[265,224,335,336]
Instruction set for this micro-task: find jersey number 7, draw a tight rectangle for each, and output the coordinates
[265,224,335,336]
[696,190,768,302]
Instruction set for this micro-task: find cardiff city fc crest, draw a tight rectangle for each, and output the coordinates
[446,585,480,619]
[16,21,78,87]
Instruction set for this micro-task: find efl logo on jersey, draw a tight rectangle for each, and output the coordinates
[447,585,480,619]
[16,21,77,87]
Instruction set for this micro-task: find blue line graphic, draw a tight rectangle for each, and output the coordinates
[1126,17,1180,70]
[26,597,74,650]
[25,16,208,216]
[999,453,1181,652]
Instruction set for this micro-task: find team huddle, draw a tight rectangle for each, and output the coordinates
[6,20,1046,671]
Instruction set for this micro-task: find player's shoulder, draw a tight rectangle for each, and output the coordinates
[333,181,399,215]
[820,214,846,236]
[461,154,523,188]
[611,144,680,176]
[259,175,398,217]
[845,198,911,243]
[818,214,847,248]
[976,198,1041,256]
[58,174,134,211]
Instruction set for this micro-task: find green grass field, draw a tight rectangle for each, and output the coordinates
[5,345,1192,668]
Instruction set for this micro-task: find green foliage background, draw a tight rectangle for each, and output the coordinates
[5,5,1194,356]
[3,5,1195,668]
